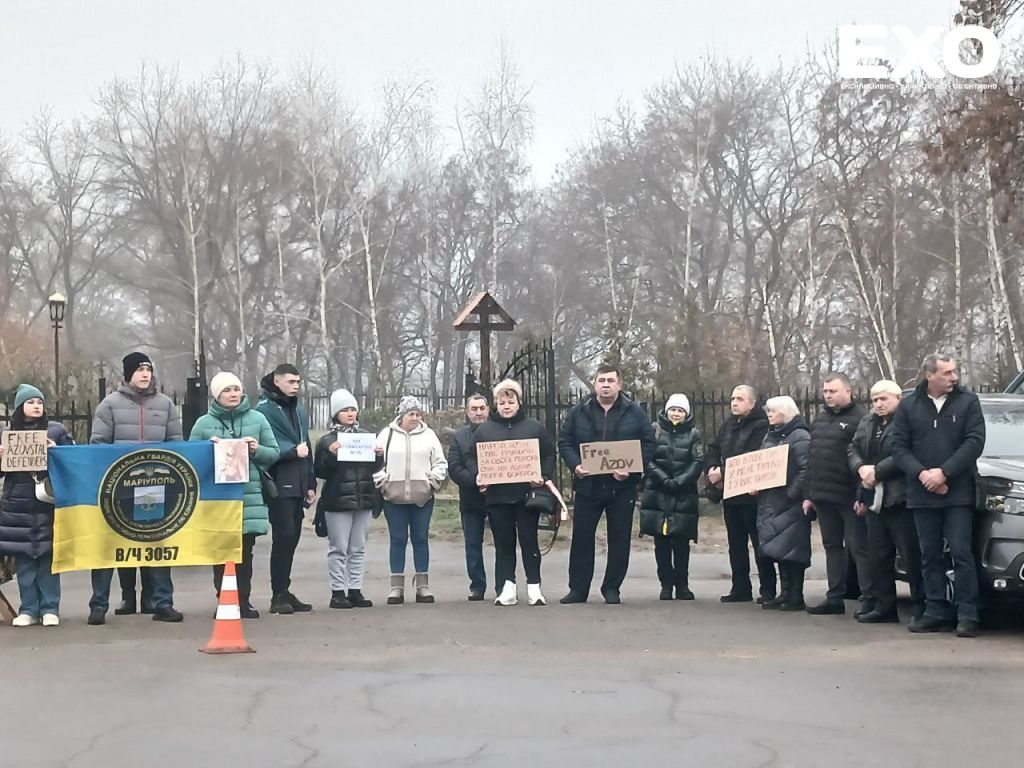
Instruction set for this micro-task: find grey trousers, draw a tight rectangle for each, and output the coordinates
[816,500,871,602]
[326,510,372,591]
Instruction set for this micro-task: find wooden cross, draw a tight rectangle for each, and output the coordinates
[453,291,516,387]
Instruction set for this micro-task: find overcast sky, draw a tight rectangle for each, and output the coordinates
[0,1,975,181]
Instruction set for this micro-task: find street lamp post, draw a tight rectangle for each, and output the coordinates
[48,293,66,402]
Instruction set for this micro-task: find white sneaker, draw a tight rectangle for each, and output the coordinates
[527,583,546,606]
[495,580,518,606]
[42,613,60,627]
[12,614,38,627]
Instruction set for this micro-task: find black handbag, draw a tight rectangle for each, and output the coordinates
[259,468,279,502]
[526,486,558,528]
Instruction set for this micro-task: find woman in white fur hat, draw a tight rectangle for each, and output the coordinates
[189,372,280,618]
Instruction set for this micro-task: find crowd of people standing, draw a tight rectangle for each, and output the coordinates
[0,352,987,639]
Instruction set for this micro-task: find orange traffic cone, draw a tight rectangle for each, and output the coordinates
[200,561,255,655]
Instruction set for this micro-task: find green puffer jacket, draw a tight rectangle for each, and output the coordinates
[189,396,280,536]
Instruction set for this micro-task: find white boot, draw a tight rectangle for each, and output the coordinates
[41,613,60,627]
[12,614,38,627]
[495,580,518,606]
[387,574,405,605]
[527,583,546,606]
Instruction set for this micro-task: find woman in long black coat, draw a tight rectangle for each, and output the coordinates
[640,394,704,600]
[755,396,811,612]
[0,384,74,627]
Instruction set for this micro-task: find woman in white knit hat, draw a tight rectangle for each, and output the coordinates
[639,393,704,600]
[374,395,448,604]
[189,372,280,618]
[313,389,380,609]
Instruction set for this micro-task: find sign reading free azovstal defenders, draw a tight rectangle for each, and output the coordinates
[723,445,789,499]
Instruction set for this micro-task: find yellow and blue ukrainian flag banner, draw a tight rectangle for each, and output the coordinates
[48,441,244,573]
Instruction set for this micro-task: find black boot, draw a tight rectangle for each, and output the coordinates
[779,565,806,611]
[763,562,789,610]
[659,586,673,600]
[270,594,295,615]
[348,589,373,608]
[330,590,353,609]
[114,593,137,616]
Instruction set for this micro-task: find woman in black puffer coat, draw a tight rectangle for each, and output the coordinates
[755,396,811,612]
[640,394,704,601]
[0,384,74,627]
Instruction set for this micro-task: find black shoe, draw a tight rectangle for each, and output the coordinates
[908,615,955,633]
[330,591,353,609]
[659,587,673,601]
[756,594,776,605]
[853,600,876,619]
[140,601,155,615]
[675,588,695,601]
[88,608,106,625]
[761,596,785,610]
[348,590,373,608]
[956,619,979,638]
[806,600,845,615]
[468,590,485,602]
[779,599,806,612]
[240,603,260,620]
[601,588,621,605]
[114,598,136,616]
[721,593,753,603]
[152,606,183,623]
[270,594,295,615]
[857,610,899,624]
[559,590,588,604]
[284,592,313,612]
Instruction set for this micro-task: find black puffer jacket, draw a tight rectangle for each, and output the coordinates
[756,416,812,567]
[474,408,557,506]
[806,401,866,505]
[705,405,769,510]
[448,423,485,514]
[847,411,906,509]
[640,412,704,541]
[558,393,657,497]
[891,381,986,508]
[0,420,74,558]
[313,425,381,513]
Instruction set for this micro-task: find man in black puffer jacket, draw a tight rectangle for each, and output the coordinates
[447,393,492,600]
[557,364,657,605]
[705,385,773,603]
[804,372,868,616]
[891,354,986,638]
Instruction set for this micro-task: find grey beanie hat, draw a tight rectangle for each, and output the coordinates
[330,388,359,418]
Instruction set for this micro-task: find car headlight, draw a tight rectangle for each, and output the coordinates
[985,494,1024,515]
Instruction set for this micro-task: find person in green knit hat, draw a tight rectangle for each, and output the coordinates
[189,372,280,618]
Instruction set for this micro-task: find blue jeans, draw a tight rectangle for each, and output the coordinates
[383,499,433,574]
[90,566,174,612]
[461,509,489,593]
[912,505,979,622]
[15,552,61,617]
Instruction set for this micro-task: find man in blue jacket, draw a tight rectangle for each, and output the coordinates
[558,364,657,604]
[891,354,986,638]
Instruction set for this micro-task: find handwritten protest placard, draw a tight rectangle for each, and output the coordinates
[1,430,49,473]
[335,433,377,462]
[723,445,789,499]
[579,440,644,475]
[476,439,542,485]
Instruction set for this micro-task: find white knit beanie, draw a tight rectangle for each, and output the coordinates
[493,379,523,401]
[330,388,359,417]
[665,393,690,415]
[210,372,244,402]
[396,395,425,419]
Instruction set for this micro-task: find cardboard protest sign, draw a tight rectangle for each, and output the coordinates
[1,430,49,473]
[335,433,377,462]
[476,439,542,485]
[579,440,644,475]
[214,439,250,484]
[723,445,789,499]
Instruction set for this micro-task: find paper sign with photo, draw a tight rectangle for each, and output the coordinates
[214,439,250,484]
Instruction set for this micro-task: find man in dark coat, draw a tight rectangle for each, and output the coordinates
[848,380,924,624]
[891,354,986,638]
[705,384,773,603]
[558,364,657,605]
[447,393,492,600]
[803,372,868,615]
[256,363,316,616]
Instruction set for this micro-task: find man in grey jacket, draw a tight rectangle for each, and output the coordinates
[88,352,184,625]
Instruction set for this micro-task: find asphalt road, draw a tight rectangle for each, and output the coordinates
[3,530,1023,768]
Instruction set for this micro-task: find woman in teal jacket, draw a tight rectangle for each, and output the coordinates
[189,372,280,618]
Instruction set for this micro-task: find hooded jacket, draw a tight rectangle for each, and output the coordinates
[255,372,314,498]
[472,407,558,506]
[373,420,448,507]
[188,395,281,535]
[90,380,182,444]
[640,411,704,541]
[756,415,812,566]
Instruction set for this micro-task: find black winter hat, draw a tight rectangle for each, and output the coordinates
[123,352,153,381]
